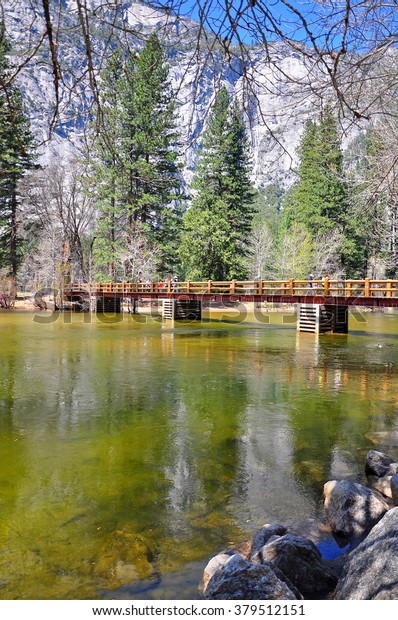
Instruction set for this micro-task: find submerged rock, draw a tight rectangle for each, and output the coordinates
[365,450,394,477]
[334,507,398,599]
[365,432,398,447]
[323,480,388,541]
[204,554,301,600]
[94,530,156,590]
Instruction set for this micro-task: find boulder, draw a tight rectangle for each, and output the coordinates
[260,534,337,595]
[251,537,280,564]
[335,507,398,599]
[367,474,393,498]
[202,553,233,592]
[387,463,398,476]
[365,450,394,477]
[391,474,398,506]
[93,530,156,589]
[250,524,288,559]
[323,480,388,541]
[204,554,301,600]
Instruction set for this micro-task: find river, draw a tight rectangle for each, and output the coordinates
[0,309,398,599]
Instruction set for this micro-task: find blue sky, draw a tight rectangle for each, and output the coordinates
[151,0,398,54]
[152,0,343,47]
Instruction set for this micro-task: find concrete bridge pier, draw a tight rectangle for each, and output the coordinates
[297,303,348,334]
[162,299,202,321]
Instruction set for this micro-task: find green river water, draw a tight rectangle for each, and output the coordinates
[1,309,398,600]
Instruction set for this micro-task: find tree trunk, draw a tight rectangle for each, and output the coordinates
[9,176,18,300]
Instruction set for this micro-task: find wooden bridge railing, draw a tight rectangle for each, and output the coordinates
[65,279,398,298]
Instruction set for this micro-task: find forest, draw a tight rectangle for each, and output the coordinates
[0,0,398,302]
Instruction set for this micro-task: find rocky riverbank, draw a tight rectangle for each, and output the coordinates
[201,449,398,600]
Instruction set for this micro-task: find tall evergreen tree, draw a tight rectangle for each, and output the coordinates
[0,25,34,297]
[287,107,348,234]
[179,87,255,280]
[90,48,127,279]
[284,105,352,273]
[91,34,182,279]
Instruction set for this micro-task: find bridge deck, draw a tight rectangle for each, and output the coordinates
[65,279,398,307]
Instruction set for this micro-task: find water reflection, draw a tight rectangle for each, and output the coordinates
[0,313,397,599]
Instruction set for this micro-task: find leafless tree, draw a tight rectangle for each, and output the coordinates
[247,221,274,280]
[19,156,96,285]
[18,229,63,291]
[116,223,161,281]
[247,222,343,279]
[349,115,398,275]
[0,273,16,308]
[312,229,343,277]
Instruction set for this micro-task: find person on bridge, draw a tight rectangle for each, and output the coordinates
[322,274,330,292]
[307,274,314,289]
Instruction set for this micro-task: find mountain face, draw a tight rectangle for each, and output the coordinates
[5,0,358,189]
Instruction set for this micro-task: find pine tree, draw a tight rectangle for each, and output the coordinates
[179,87,255,280]
[90,48,129,279]
[129,33,183,275]
[284,105,350,273]
[287,107,348,234]
[0,25,34,297]
[90,35,182,280]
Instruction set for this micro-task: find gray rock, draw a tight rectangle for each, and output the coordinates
[202,553,233,593]
[251,536,281,564]
[387,462,398,475]
[204,554,300,600]
[391,474,398,506]
[323,480,388,541]
[365,450,394,477]
[335,507,398,599]
[367,474,393,498]
[260,534,337,595]
[250,524,288,558]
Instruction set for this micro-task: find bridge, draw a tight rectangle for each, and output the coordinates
[65,278,398,334]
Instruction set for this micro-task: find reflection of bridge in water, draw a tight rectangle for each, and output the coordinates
[65,278,398,334]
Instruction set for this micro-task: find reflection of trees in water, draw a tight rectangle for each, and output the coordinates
[237,330,398,508]
[0,353,29,510]
[161,333,250,550]
[46,328,251,575]
[287,336,398,501]
[0,353,31,595]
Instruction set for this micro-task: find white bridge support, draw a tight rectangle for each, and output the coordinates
[297,303,348,334]
[162,299,202,321]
